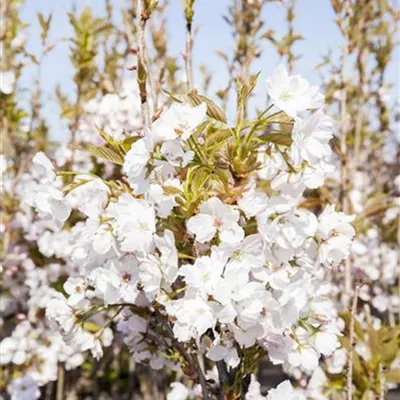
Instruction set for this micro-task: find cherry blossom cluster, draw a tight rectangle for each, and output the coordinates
[167,371,307,400]
[0,157,80,399]
[50,79,143,174]
[298,135,400,397]
[79,79,142,143]
[349,168,399,316]
[22,64,357,398]
[0,77,144,398]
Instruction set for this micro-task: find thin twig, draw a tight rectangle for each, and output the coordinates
[136,0,151,135]
[121,0,136,49]
[184,0,195,91]
[397,214,400,324]
[285,0,296,73]
[353,6,368,170]
[191,353,210,400]
[159,314,210,398]
[56,363,65,400]
[216,360,229,400]
[347,284,360,400]
[339,0,352,301]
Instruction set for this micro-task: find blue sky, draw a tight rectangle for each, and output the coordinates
[19,0,399,140]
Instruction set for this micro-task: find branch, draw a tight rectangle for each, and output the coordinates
[56,363,65,400]
[184,0,196,91]
[136,0,152,135]
[216,360,229,400]
[353,19,368,170]
[346,284,360,400]
[158,314,211,399]
[191,353,210,400]
[338,0,352,301]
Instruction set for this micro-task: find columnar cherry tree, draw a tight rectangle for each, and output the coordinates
[1,0,399,399]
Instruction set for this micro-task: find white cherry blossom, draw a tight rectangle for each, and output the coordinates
[267,64,324,117]
[109,193,156,253]
[187,197,244,243]
[151,102,207,142]
[167,297,216,342]
[266,380,306,400]
[290,110,333,167]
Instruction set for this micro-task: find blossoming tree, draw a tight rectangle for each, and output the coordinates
[1,0,399,399]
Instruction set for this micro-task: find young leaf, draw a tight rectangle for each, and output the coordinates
[258,133,293,147]
[77,144,124,165]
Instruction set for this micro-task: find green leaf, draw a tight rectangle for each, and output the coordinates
[238,72,260,103]
[385,368,400,383]
[119,135,140,152]
[163,186,182,196]
[258,133,293,146]
[82,321,101,333]
[37,12,52,32]
[341,311,366,341]
[78,144,124,165]
[379,330,400,365]
[183,165,200,202]
[205,129,232,152]
[236,72,261,127]
[188,92,227,123]
[353,351,369,391]
[360,390,370,400]
[190,167,209,195]
[26,53,39,65]
[367,322,380,355]
[96,128,116,146]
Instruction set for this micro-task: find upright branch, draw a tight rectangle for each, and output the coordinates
[333,0,352,297]
[0,0,32,261]
[122,0,155,110]
[1,0,27,164]
[28,12,52,145]
[56,363,65,400]
[217,0,268,117]
[136,0,156,135]
[191,353,210,399]
[353,6,368,170]
[121,0,136,50]
[370,1,397,192]
[58,7,111,169]
[149,1,169,109]
[330,0,397,301]
[338,1,350,213]
[184,0,196,91]
[263,0,302,73]
[346,284,360,400]
[234,0,258,117]
[272,0,301,72]
[286,1,295,73]
[397,213,400,324]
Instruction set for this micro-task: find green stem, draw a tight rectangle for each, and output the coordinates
[188,135,208,166]
[244,104,274,144]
